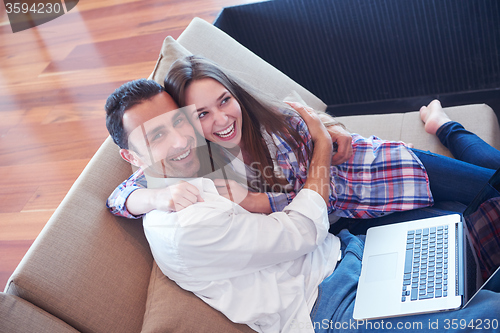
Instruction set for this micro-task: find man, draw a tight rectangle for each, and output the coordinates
[105,79,500,333]
[105,78,208,213]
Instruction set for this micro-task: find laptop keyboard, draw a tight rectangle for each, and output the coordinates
[402,226,449,302]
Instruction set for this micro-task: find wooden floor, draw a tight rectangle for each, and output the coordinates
[0,0,258,290]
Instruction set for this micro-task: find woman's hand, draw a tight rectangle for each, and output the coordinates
[213,179,272,213]
[326,124,353,165]
[213,179,248,204]
[285,102,331,145]
[286,102,347,163]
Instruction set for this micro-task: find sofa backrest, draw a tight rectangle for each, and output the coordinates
[5,137,154,333]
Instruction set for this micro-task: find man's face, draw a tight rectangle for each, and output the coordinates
[121,92,201,178]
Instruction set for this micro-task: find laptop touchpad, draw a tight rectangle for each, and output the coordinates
[365,252,398,282]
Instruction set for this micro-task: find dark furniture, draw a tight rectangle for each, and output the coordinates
[214,0,500,117]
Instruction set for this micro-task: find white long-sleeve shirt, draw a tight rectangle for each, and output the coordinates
[143,178,341,333]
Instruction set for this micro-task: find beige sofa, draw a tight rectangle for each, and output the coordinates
[1,18,499,333]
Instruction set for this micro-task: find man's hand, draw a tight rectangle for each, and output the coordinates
[127,181,204,215]
[326,124,353,165]
[157,181,204,211]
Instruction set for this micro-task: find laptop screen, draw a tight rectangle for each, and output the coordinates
[463,169,500,298]
[463,229,480,299]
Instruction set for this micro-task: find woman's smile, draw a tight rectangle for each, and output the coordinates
[214,121,236,139]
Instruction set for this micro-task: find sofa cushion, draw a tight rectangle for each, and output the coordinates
[148,36,191,84]
[399,104,500,156]
[338,104,500,158]
[141,262,255,333]
[149,17,327,113]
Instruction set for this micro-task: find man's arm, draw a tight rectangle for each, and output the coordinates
[126,181,203,215]
[106,170,146,219]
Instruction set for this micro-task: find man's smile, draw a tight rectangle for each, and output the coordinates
[171,148,192,161]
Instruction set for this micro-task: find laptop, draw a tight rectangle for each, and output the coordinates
[353,199,500,320]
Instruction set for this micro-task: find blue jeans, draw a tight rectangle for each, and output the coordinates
[310,230,500,332]
[436,121,500,170]
[411,121,499,206]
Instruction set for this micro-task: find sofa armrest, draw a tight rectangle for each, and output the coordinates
[5,137,153,333]
[0,293,79,333]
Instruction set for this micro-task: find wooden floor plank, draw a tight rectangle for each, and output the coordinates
[1,159,91,190]
[0,185,39,214]
[42,31,178,73]
[0,120,108,166]
[0,211,54,241]
[21,182,75,212]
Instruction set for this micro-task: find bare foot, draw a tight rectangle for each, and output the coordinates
[419,100,452,135]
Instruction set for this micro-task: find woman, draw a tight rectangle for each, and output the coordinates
[107,55,499,220]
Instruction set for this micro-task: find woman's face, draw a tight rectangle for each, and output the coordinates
[184,78,243,149]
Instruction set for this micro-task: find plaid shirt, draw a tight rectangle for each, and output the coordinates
[266,115,434,218]
[107,115,434,219]
[107,167,147,219]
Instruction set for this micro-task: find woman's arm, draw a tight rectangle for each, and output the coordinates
[288,102,333,202]
[212,179,273,213]
[325,123,353,165]
[287,102,353,165]
[213,106,336,214]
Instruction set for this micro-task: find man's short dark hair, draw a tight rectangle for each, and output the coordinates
[105,79,164,149]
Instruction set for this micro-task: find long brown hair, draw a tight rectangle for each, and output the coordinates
[164,55,311,192]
